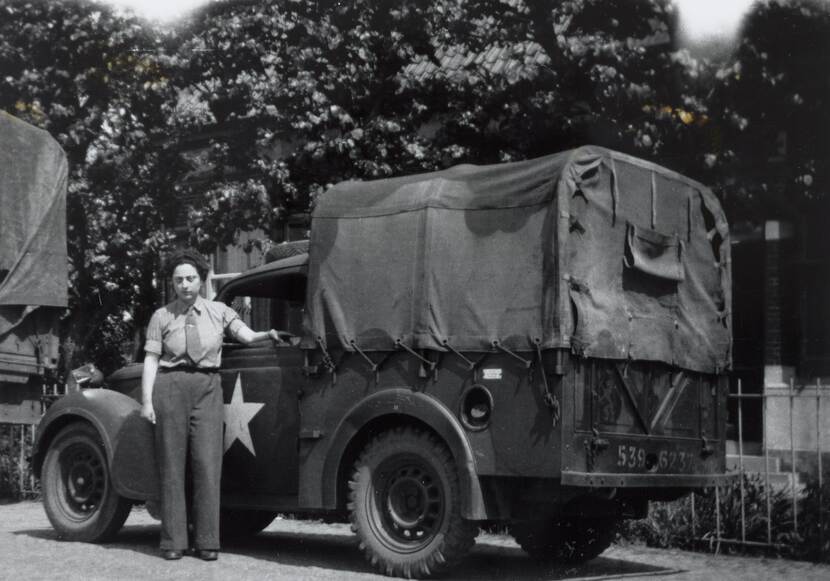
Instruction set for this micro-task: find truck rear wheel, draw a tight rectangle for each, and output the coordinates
[511,517,617,564]
[348,426,476,578]
[41,422,131,542]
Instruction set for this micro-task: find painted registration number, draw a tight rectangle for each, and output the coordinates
[616,444,695,472]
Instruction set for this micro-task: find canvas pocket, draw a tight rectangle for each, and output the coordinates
[624,222,684,282]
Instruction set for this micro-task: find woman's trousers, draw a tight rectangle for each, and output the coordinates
[153,369,223,551]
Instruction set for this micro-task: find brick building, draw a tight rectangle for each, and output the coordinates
[730,204,830,475]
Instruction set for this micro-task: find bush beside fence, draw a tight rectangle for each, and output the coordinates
[620,474,830,562]
[0,424,38,500]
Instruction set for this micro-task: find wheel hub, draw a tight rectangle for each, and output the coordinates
[380,463,443,544]
[387,476,426,528]
[60,446,105,516]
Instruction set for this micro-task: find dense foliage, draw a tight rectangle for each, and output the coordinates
[172,0,716,249]
[0,425,37,499]
[0,0,827,371]
[620,474,830,562]
[704,0,830,222]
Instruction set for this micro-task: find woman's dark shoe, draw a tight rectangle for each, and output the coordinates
[161,550,183,560]
[197,550,218,561]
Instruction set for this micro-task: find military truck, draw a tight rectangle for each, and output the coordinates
[33,146,733,578]
[0,112,67,425]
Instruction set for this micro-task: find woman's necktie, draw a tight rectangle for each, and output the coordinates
[185,308,203,364]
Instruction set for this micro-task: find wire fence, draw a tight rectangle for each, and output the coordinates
[0,380,65,499]
[682,377,829,558]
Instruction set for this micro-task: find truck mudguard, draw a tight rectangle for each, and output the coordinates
[315,388,488,520]
[33,389,159,500]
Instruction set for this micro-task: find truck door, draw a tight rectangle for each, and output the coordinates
[214,261,308,500]
[220,343,303,497]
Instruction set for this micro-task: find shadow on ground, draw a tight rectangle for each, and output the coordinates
[16,520,679,580]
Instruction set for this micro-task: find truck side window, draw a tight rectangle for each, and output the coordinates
[219,268,307,343]
[227,295,303,338]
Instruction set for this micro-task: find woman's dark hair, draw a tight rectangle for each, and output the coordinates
[162,249,210,280]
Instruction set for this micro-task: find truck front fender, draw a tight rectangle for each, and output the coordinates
[33,389,159,500]
[318,388,488,520]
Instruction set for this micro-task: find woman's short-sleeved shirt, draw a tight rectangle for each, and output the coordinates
[144,296,244,369]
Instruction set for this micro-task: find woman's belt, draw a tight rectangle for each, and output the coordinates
[159,366,220,374]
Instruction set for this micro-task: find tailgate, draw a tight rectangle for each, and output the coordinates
[561,358,730,488]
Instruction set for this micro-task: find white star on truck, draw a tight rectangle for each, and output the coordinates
[223,373,264,456]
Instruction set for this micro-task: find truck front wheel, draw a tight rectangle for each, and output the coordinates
[511,517,617,564]
[348,426,476,578]
[41,422,132,542]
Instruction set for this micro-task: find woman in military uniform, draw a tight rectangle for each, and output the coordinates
[139,249,283,561]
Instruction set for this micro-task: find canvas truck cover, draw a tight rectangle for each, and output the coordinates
[0,112,68,379]
[305,145,731,374]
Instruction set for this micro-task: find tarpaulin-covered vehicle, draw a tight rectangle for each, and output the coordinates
[33,146,732,578]
[0,112,67,424]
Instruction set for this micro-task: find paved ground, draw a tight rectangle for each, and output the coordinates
[2,500,829,580]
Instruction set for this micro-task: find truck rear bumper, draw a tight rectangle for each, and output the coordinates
[562,470,738,488]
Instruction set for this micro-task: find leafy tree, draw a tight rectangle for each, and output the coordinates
[404,0,709,164]
[167,0,440,251]
[170,0,716,249]
[705,0,830,222]
[1,0,826,373]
